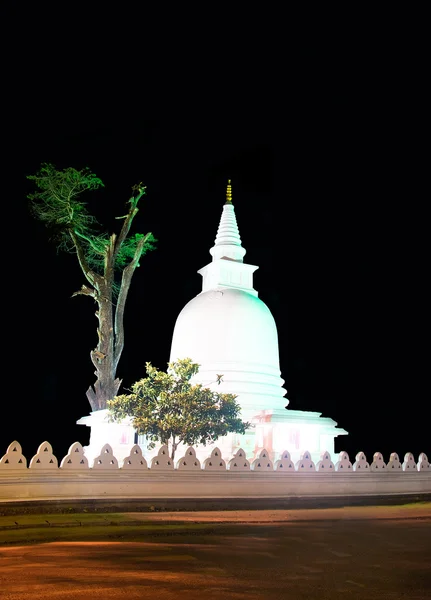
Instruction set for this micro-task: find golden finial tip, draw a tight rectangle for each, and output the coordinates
[226,179,232,204]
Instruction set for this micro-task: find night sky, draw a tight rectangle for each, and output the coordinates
[2,37,428,466]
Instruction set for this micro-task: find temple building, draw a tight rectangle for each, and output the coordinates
[78,181,347,464]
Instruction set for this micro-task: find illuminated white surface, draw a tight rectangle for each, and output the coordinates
[169,287,287,416]
[77,410,135,462]
[170,199,287,417]
[167,195,347,461]
[1,442,430,503]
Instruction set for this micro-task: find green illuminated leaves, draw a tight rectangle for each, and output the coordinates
[108,358,250,459]
[115,232,157,268]
[27,163,103,248]
[27,162,157,412]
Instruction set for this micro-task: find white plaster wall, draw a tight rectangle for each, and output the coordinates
[1,443,429,502]
[0,470,430,502]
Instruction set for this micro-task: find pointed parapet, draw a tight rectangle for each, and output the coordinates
[60,442,89,469]
[387,452,402,470]
[29,441,58,469]
[202,447,227,470]
[335,451,353,472]
[0,441,27,469]
[316,450,335,472]
[91,444,119,469]
[402,452,417,472]
[251,449,273,471]
[370,452,387,473]
[176,446,201,470]
[227,448,250,471]
[274,450,295,473]
[295,450,316,472]
[120,445,148,470]
[353,451,370,472]
[417,452,430,472]
[150,445,174,469]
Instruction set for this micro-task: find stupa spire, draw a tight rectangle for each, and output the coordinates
[225,179,232,204]
[210,180,246,262]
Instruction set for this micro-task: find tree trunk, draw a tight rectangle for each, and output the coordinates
[171,439,178,462]
[85,266,123,411]
[78,207,150,413]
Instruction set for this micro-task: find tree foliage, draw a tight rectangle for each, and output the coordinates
[27,163,157,411]
[107,358,250,460]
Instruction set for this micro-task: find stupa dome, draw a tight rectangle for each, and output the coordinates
[170,287,282,376]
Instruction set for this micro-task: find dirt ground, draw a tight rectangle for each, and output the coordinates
[126,502,431,522]
[1,504,430,599]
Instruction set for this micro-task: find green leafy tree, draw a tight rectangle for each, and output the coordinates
[107,358,250,461]
[27,163,156,411]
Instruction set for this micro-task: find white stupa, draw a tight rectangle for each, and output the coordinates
[78,181,347,464]
[170,182,286,420]
[168,181,348,463]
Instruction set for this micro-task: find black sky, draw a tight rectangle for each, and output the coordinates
[1,30,428,465]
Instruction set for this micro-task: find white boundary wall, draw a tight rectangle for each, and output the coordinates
[0,441,430,502]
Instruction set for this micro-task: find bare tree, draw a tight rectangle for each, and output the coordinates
[27,163,156,411]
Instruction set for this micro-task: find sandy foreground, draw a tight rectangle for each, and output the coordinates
[123,503,431,523]
[1,504,430,600]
